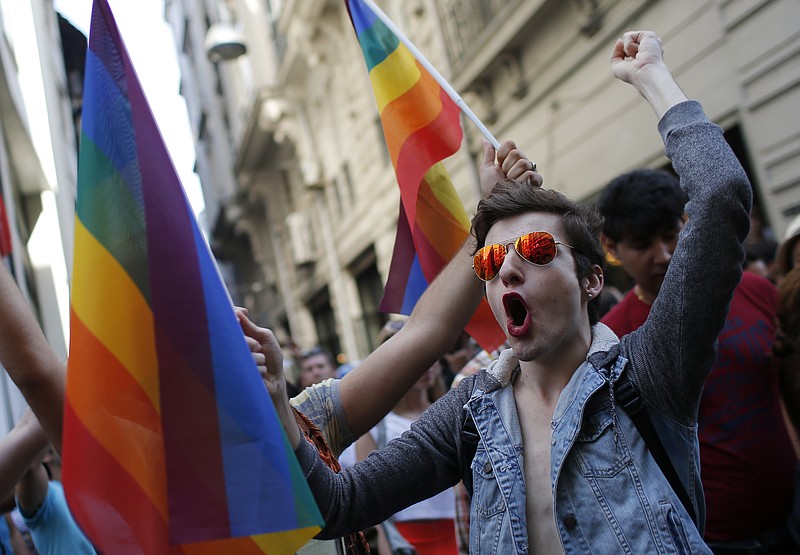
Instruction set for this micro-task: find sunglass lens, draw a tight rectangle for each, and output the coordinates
[474,244,506,281]
[517,232,557,265]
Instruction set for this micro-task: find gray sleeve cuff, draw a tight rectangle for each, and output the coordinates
[658,100,707,144]
[294,436,320,477]
[328,378,355,447]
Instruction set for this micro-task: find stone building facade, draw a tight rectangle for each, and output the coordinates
[0,0,83,429]
[167,0,800,362]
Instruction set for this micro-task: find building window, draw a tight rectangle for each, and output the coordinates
[309,288,341,361]
[437,0,506,67]
[280,168,294,212]
[351,247,388,353]
[182,17,191,55]
[198,111,208,142]
[342,162,356,205]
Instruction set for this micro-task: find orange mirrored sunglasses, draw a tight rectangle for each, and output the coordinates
[473,231,574,281]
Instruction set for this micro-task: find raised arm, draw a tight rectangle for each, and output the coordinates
[239,142,537,445]
[613,31,752,421]
[0,409,49,502]
[295,376,476,538]
[15,456,50,520]
[339,140,539,436]
[0,265,65,451]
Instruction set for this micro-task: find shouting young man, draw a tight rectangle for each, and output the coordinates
[265,31,752,554]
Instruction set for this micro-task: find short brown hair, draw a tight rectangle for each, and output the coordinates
[471,181,605,325]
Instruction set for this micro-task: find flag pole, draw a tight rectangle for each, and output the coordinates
[360,0,502,150]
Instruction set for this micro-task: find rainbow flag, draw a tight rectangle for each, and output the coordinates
[346,0,504,350]
[62,1,322,553]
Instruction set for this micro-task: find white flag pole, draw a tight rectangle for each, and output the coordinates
[360,0,503,151]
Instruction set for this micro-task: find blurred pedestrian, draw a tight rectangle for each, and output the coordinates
[0,409,94,555]
[744,207,779,280]
[776,214,800,284]
[775,267,800,549]
[351,319,456,555]
[298,346,337,388]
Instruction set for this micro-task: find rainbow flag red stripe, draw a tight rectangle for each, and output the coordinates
[346,0,504,350]
[62,2,322,553]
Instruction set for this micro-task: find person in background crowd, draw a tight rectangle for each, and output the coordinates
[335,359,361,379]
[275,330,302,386]
[298,346,338,388]
[352,320,456,555]
[0,409,94,555]
[743,248,773,280]
[776,267,800,433]
[776,214,800,284]
[744,207,779,280]
[336,318,407,553]
[439,333,481,388]
[774,266,800,549]
[597,168,797,552]
[16,447,96,555]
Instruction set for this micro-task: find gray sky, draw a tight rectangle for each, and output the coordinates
[54,0,204,215]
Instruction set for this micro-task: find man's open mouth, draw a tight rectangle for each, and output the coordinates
[503,292,531,337]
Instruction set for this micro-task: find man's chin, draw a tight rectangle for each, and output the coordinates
[650,276,667,293]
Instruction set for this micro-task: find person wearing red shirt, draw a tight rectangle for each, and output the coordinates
[598,169,797,554]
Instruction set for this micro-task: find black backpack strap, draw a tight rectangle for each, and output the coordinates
[614,375,697,524]
[461,408,479,496]
[460,375,483,496]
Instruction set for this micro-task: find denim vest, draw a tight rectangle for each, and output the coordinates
[464,326,711,554]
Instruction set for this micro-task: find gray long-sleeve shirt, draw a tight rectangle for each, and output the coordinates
[296,100,751,554]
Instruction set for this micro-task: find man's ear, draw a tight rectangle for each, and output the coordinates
[586,265,604,300]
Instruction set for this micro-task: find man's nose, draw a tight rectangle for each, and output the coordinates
[653,240,673,264]
[498,244,524,284]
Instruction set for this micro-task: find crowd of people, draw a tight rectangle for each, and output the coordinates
[1,29,799,555]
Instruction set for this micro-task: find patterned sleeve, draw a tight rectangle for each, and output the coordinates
[290,378,355,456]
